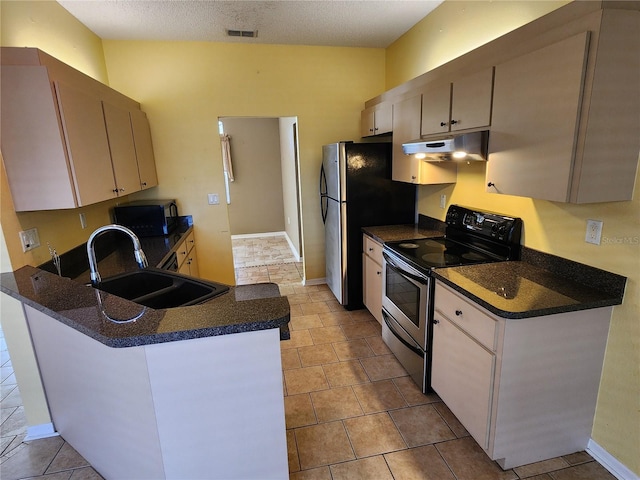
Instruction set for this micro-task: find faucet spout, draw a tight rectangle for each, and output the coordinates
[87,224,148,285]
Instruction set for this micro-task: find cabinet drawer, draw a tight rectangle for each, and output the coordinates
[435,282,497,351]
[176,231,195,266]
[363,235,383,265]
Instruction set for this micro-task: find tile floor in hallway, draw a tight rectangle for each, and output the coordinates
[0,235,617,479]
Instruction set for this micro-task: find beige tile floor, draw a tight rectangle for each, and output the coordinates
[0,236,617,479]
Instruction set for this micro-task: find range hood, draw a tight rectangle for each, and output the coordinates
[402,130,488,161]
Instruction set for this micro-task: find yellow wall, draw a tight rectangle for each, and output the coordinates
[100,40,386,284]
[387,2,639,474]
[385,0,571,89]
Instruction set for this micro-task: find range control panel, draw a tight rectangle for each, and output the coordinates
[445,205,522,243]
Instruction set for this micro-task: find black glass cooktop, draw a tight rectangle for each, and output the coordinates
[385,237,501,272]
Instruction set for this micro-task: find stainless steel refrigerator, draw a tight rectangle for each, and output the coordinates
[320,142,416,310]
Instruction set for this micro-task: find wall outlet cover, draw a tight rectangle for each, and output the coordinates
[19,228,40,252]
[585,219,603,245]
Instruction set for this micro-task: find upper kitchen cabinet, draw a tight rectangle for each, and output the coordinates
[421,68,493,137]
[102,101,142,197]
[130,109,159,190]
[103,103,159,194]
[392,95,456,185]
[0,47,159,211]
[487,10,640,203]
[361,102,393,137]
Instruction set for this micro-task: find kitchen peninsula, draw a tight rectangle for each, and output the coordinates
[0,264,291,479]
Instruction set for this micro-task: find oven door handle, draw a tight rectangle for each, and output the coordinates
[382,310,424,358]
[383,252,428,285]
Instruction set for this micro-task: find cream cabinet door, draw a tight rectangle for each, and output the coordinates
[486,32,589,202]
[420,83,451,136]
[362,235,384,325]
[361,103,393,137]
[450,67,493,132]
[130,109,159,190]
[0,66,77,211]
[392,95,422,183]
[102,102,141,196]
[55,82,117,206]
[431,313,495,449]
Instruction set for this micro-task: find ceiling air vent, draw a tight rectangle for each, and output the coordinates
[227,29,258,38]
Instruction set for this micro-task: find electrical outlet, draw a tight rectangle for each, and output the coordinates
[585,219,603,245]
[19,228,40,252]
[440,194,447,209]
[207,193,219,205]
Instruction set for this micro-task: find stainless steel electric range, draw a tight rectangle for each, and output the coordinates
[381,205,523,393]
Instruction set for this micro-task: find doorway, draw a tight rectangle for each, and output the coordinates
[218,116,304,286]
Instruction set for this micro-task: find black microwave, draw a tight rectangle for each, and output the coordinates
[113,200,178,237]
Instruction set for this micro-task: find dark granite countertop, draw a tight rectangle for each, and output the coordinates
[433,250,626,319]
[362,215,626,319]
[363,214,447,243]
[1,266,290,348]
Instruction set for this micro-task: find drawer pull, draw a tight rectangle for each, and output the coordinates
[455,310,463,316]
[433,319,439,324]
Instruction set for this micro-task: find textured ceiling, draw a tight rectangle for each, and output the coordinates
[56,0,444,48]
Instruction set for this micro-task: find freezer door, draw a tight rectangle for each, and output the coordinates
[324,196,347,304]
[321,143,345,202]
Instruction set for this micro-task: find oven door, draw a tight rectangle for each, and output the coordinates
[382,251,430,347]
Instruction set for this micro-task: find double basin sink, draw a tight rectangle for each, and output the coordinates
[92,269,230,310]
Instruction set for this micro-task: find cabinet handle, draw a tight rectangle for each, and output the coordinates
[368,247,374,252]
[440,121,448,127]
[450,119,458,125]
[376,270,381,276]
[487,182,495,188]
[141,182,147,187]
[433,319,439,324]
[411,176,417,180]
[455,310,463,316]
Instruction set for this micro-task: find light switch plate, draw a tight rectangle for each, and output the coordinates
[585,219,603,245]
[208,193,220,205]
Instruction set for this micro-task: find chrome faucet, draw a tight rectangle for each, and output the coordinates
[87,224,148,285]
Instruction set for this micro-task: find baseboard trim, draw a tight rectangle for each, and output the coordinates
[304,277,326,286]
[283,233,301,262]
[231,231,286,239]
[587,438,639,480]
[25,423,59,441]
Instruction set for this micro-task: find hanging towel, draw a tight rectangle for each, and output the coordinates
[220,134,234,182]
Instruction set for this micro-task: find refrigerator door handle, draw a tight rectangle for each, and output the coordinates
[321,195,328,224]
[319,164,327,196]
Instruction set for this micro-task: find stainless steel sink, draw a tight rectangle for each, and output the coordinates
[93,269,230,308]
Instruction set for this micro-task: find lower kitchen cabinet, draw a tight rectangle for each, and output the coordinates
[177,230,199,277]
[362,235,384,324]
[432,280,612,469]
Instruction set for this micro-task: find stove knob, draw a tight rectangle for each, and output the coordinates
[498,225,508,238]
